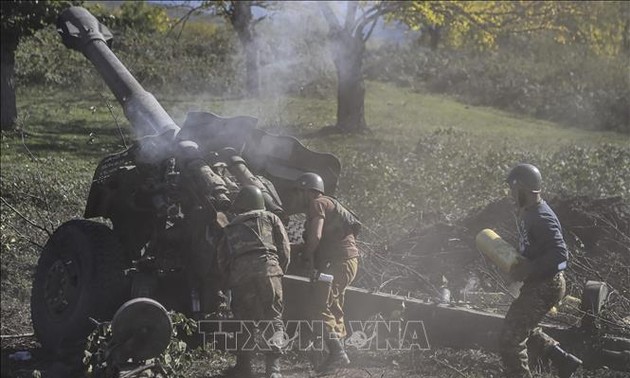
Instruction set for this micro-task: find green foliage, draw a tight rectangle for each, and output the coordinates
[14,24,93,87]
[0,0,78,40]
[155,312,197,376]
[550,1,630,56]
[392,1,630,56]
[156,312,233,377]
[82,311,204,376]
[15,20,241,95]
[87,1,172,34]
[376,1,629,133]
[365,36,630,133]
[83,320,112,370]
[332,129,630,245]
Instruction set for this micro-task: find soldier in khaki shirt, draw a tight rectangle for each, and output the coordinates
[218,186,290,378]
[292,173,360,374]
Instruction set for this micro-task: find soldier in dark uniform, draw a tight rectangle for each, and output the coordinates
[291,173,361,374]
[500,164,582,378]
[218,186,290,378]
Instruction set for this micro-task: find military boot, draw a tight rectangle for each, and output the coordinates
[548,345,582,378]
[316,337,350,374]
[265,353,282,378]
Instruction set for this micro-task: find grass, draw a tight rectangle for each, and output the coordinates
[8,80,625,158]
[1,80,629,377]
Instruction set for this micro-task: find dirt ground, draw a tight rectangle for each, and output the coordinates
[3,341,628,378]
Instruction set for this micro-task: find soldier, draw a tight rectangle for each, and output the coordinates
[218,186,290,378]
[499,164,582,378]
[292,173,361,374]
[176,140,232,212]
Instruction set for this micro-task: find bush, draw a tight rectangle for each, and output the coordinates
[15,21,242,96]
[365,37,630,133]
[332,129,630,246]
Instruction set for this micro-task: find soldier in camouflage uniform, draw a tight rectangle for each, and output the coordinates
[292,173,361,374]
[500,164,582,378]
[218,186,290,378]
[177,140,231,211]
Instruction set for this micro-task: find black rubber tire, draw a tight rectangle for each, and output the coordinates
[31,219,131,350]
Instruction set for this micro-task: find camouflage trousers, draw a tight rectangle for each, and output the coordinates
[230,274,285,354]
[317,257,359,338]
[499,272,566,378]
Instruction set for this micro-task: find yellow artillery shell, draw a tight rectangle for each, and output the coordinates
[476,229,525,273]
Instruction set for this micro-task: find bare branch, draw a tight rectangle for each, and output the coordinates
[8,224,43,249]
[345,1,358,31]
[252,14,267,27]
[99,93,127,149]
[370,250,440,296]
[1,197,51,237]
[355,2,398,37]
[430,355,469,378]
[17,123,56,232]
[220,1,233,17]
[19,129,36,162]
[358,2,385,23]
[18,125,54,228]
[0,332,35,340]
[318,1,342,32]
[167,3,207,39]
[362,13,380,42]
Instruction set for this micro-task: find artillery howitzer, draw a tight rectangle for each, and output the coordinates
[31,6,340,371]
[30,6,629,376]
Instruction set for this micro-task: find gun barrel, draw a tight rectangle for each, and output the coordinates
[220,148,284,215]
[57,6,179,138]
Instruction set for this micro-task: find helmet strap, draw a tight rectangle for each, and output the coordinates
[517,190,527,208]
[517,190,542,209]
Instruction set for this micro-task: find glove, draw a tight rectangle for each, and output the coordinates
[510,259,532,282]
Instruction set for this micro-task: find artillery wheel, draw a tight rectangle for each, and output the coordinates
[110,297,172,362]
[31,219,130,350]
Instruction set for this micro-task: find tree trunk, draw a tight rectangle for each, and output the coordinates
[230,1,259,96]
[242,39,259,96]
[332,33,367,132]
[1,33,18,131]
[428,25,441,51]
[622,19,630,54]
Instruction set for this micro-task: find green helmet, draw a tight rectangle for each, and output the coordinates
[506,163,542,193]
[296,172,325,194]
[232,185,265,212]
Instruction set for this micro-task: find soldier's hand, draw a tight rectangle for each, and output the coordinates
[302,254,315,277]
[510,260,532,282]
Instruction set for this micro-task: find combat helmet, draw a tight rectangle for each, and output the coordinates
[296,172,325,194]
[506,163,542,193]
[176,140,201,161]
[232,185,265,212]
